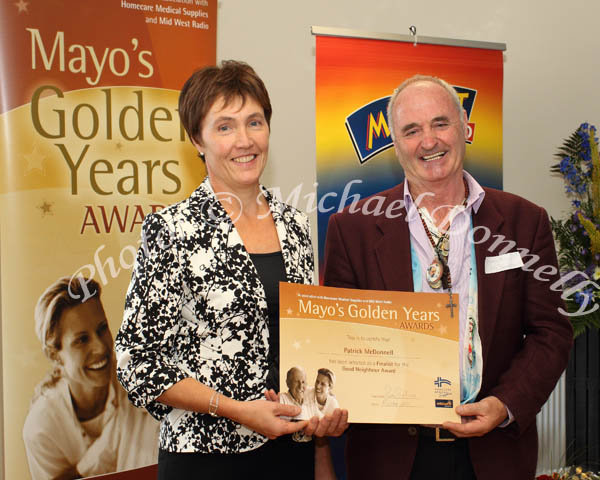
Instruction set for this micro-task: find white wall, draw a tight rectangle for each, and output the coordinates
[216,0,600,250]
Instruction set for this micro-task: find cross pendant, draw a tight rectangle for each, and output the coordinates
[446,291,457,318]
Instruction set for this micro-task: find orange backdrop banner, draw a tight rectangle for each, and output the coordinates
[314,31,505,280]
[0,2,215,479]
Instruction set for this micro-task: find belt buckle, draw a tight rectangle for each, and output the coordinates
[435,427,455,442]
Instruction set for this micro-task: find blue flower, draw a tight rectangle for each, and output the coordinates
[574,291,585,306]
[574,287,596,307]
[560,157,571,173]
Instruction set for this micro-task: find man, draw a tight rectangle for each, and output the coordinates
[280,367,311,418]
[323,75,572,480]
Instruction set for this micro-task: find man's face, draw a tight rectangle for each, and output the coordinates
[391,81,468,193]
[288,369,306,404]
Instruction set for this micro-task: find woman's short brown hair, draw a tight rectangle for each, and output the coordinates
[178,60,272,146]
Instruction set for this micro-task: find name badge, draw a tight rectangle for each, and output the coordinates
[484,252,524,274]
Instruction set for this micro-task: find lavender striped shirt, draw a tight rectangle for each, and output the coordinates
[403,171,485,383]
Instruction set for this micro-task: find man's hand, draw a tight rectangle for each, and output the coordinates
[442,396,508,438]
[303,408,349,437]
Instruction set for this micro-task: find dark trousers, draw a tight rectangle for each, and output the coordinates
[158,435,314,480]
[409,435,477,480]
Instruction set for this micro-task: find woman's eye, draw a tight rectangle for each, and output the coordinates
[74,334,89,346]
[97,323,109,335]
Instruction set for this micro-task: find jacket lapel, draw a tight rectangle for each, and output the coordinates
[472,194,505,375]
[267,190,311,284]
[189,178,268,304]
[374,187,415,292]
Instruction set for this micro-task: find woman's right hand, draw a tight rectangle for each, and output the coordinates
[157,379,308,439]
[233,399,308,439]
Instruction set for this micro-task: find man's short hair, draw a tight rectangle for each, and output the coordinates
[286,366,305,388]
[386,74,464,141]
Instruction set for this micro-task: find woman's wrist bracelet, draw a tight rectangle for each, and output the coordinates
[208,391,219,417]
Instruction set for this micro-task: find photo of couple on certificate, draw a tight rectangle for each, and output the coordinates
[280,366,340,420]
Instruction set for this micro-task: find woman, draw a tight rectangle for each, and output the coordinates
[305,369,340,418]
[23,276,159,480]
[115,60,346,480]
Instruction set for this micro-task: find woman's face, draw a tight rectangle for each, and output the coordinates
[195,95,270,194]
[315,374,331,402]
[56,298,113,390]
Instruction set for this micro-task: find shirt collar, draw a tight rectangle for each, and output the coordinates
[403,170,485,214]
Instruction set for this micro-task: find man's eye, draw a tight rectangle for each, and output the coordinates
[249,120,263,127]
[217,125,230,132]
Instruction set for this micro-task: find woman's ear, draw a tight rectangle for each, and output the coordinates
[191,137,206,162]
[191,135,203,151]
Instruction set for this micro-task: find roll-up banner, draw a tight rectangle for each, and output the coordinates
[313,27,506,279]
[0,2,216,479]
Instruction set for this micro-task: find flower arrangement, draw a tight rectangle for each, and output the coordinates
[537,466,600,480]
[550,123,600,337]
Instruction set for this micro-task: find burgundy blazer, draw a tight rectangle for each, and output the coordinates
[323,184,573,480]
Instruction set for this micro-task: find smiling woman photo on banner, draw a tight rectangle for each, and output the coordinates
[23,276,159,480]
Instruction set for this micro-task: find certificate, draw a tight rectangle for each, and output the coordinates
[279,282,460,424]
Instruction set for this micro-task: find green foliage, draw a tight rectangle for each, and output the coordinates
[550,123,600,337]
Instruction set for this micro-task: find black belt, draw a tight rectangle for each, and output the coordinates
[418,426,457,442]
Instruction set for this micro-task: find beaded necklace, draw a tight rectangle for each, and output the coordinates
[416,178,469,317]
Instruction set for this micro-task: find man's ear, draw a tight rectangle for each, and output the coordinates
[393,140,401,158]
[462,109,469,140]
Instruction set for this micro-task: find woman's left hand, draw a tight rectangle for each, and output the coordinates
[303,408,349,437]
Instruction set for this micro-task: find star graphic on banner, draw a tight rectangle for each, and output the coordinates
[286,307,293,315]
[15,0,29,13]
[439,325,448,335]
[292,340,301,350]
[436,302,443,309]
[23,146,46,174]
[38,200,54,217]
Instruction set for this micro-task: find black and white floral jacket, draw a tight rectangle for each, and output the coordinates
[115,177,314,453]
